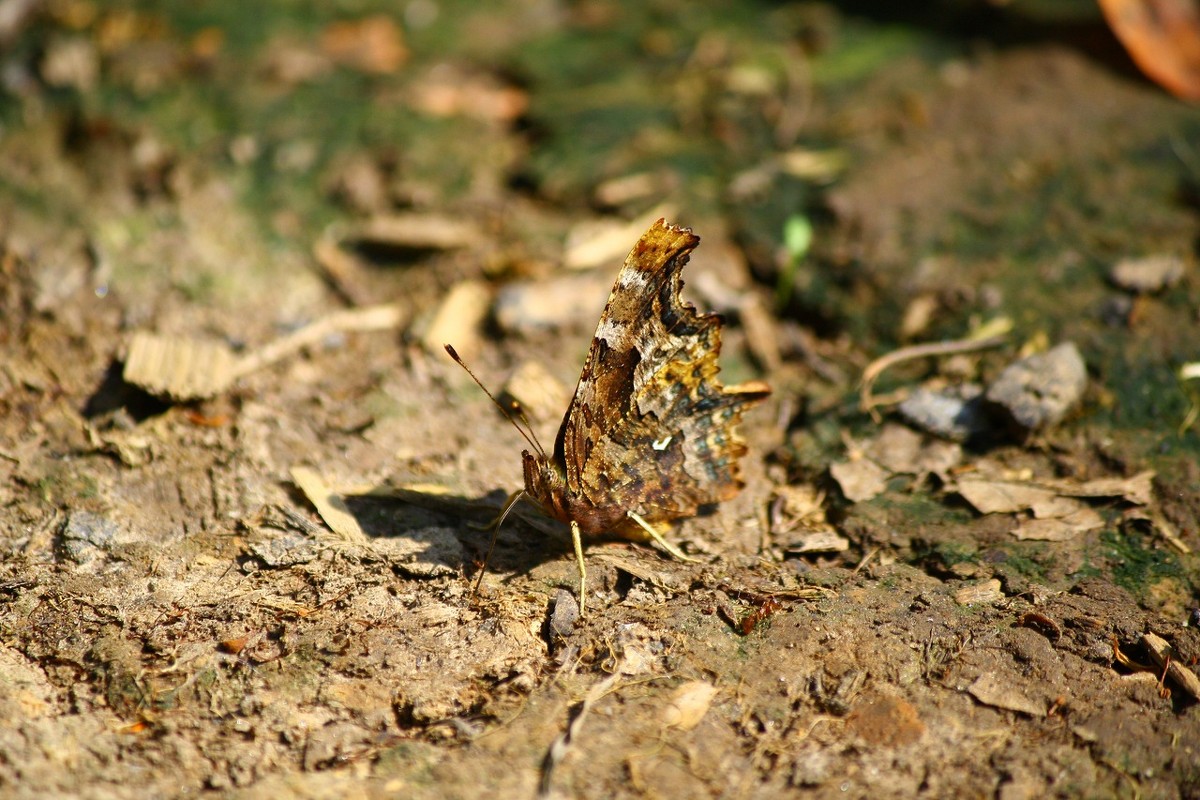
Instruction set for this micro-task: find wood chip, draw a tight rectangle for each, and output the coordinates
[1110,254,1186,293]
[124,332,238,400]
[124,304,405,401]
[501,359,570,425]
[290,466,367,542]
[1142,632,1200,701]
[563,205,675,271]
[785,530,850,554]
[422,280,490,358]
[352,212,481,250]
[954,579,1003,606]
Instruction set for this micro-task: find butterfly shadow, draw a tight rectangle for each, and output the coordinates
[336,485,578,584]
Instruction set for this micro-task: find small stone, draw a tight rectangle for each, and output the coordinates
[985,343,1086,433]
[547,589,579,643]
[60,512,120,565]
[898,384,989,442]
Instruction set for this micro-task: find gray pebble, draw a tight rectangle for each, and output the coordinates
[985,342,1087,433]
[547,588,579,643]
[60,511,120,565]
[898,384,990,442]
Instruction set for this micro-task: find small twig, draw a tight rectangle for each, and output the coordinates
[231,304,404,381]
[540,661,626,797]
[860,335,1008,421]
[1143,632,1200,702]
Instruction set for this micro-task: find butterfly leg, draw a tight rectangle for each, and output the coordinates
[469,489,525,531]
[571,519,587,616]
[470,489,526,600]
[625,510,699,563]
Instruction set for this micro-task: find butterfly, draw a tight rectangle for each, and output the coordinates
[448,219,770,613]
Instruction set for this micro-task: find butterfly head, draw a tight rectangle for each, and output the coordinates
[522,450,569,521]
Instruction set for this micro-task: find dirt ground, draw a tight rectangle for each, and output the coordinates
[2,2,1199,798]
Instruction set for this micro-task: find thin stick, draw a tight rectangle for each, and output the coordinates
[860,335,1007,421]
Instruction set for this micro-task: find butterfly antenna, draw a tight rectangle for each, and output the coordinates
[444,344,546,458]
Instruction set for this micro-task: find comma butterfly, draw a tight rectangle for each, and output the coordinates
[448,219,770,613]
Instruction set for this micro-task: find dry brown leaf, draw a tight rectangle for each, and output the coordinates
[954,478,1064,516]
[1049,470,1156,506]
[1013,506,1106,542]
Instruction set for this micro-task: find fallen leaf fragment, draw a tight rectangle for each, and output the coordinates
[494,272,611,335]
[409,64,529,122]
[865,423,963,476]
[830,458,891,503]
[785,530,850,555]
[954,478,1063,516]
[501,359,570,425]
[1050,470,1155,506]
[1012,506,1105,541]
[967,673,1044,717]
[563,206,676,271]
[661,681,719,731]
[352,212,482,251]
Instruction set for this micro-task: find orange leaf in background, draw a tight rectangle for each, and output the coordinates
[1099,0,1200,100]
[320,15,407,75]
